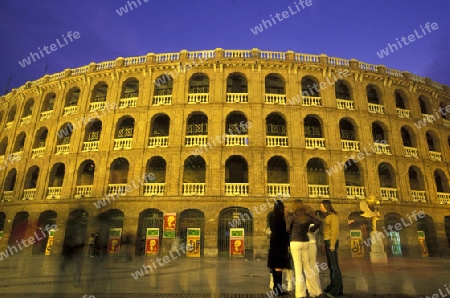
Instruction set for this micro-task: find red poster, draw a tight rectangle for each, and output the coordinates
[163,213,176,238]
[230,239,244,256]
[146,238,159,255]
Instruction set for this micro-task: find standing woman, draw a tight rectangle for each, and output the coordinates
[320,200,343,298]
[267,200,290,295]
[288,200,322,298]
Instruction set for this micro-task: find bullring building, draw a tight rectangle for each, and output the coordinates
[0,48,450,259]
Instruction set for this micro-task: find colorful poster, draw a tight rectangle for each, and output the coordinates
[417,231,429,257]
[146,228,159,255]
[107,228,122,255]
[230,228,244,257]
[186,228,201,257]
[349,230,364,257]
[45,229,56,256]
[163,213,176,238]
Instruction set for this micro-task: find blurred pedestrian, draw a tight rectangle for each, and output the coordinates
[320,200,343,298]
[267,200,290,296]
[89,233,95,257]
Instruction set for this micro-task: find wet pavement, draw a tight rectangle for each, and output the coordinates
[0,252,449,298]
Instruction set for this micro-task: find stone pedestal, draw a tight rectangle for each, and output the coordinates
[369,231,388,264]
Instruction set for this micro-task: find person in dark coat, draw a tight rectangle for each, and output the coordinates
[267,200,290,295]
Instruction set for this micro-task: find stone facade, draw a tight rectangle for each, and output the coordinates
[0,48,450,259]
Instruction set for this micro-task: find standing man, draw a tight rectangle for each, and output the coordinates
[320,200,343,298]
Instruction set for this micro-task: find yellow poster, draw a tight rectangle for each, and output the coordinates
[349,230,364,257]
[45,229,56,256]
[417,231,429,257]
[186,228,201,257]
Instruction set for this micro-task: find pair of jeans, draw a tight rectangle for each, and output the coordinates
[290,241,322,298]
[324,240,343,296]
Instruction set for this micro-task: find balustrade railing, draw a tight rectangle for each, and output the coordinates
[374,143,391,155]
[260,51,286,60]
[225,135,248,146]
[107,184,128,196]
[421,113,435,123]
[113,138,132,150]
[308,185,329,198]
[143,183,165,196]
[268,184,290,196]
[359,62,378,73]
[346,186,365,199]
[429,151,442,161]
[224,50,252,58]
[2,191,13,202]
[46,187,62,199]
[380,188,398,201]
[119,97,137,108]
[82,141,99,152]
[188,93,209,103]
[296,54,320,63]
[188,50,215,60]
[411,190,426,203]
[40,110,53,120]
[225,183,249,196]
[266,136,288,147]
[302,96,322,106]
[154,53,180,62]
[437,192,450,204]
[183,183,205,196]
[22,188,36,200]
[96,60,116,71]
[341,140,360,151]
[305,138,326,149]
[368,103,384,114]
[148,136,168,147]
[265,94,286,104]
[153,95,172,105]
[56,144,70,155]
[404,146,418,158]
[226,93,248,103]
[32,147,45,158]
[336,99,354,110]
[396,108,410,118]
[327,57,349,66]
[124,56,146,66]
[63,106,78,116]
[185,135,208,147]
[20,115,32,125]
[90,102,106,111]
[75,185,93,198]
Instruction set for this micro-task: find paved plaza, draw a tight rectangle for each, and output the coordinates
[1,251,449,298]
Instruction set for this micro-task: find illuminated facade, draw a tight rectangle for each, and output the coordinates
[1,48,450,258]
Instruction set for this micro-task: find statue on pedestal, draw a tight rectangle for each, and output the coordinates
[358,195,388,264]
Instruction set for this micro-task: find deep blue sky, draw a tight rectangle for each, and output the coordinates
[1,0,449,92]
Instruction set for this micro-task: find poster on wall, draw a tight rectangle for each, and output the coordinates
[146,228,159,255]
[229,228,245,257]
[349,230,364,257]
[163,213,176,238]
[417,231,429,257]
[186,228,201,257]
[107,228,122,255]
[45,229,56,256]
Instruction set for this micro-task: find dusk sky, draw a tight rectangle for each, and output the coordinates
[1,0,449,93]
